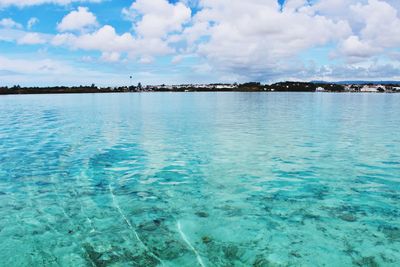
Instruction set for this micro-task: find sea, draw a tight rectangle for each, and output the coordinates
[0,92,399,266]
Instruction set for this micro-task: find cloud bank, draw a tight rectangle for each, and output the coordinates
[2,0,400,85]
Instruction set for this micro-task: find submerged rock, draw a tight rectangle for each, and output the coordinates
[353,256,379,267]
[342,240,358,256]
[380,253,396,263]
[302,213,320,221]
[153,219,162,226]
[339,214,357,222]
[379,225,400,240]
[139,220,162,232]
[137,220,190,262]
[38,251,59,266]
[223,244,239,260]
[157,240,187,260]
[253,256,282,267]
[290,251,302,258]
[253,258,269,267]
[82,243,119,267]
[220,205,243,216]
[195,211,209,218]
[202,236,212,244]
[131,252,160,267]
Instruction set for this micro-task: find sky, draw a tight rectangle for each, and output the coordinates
[1,0,400,86]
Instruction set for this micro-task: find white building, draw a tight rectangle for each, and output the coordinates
[215,84,236,89]
[360,85,385,92]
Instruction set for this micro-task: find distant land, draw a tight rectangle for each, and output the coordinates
[312,80,400,85]
[1,81,400,95]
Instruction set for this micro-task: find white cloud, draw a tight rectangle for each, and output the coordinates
[138,55,154,64]
[333,0,400,61]
[53,25,134,51]
[310,63,400,81]
[52,0,191,63]
[27,17,39,30]
[123,0,191,38]
[180,0,351,80]
[0,55,72,75]
[50,1,190,63]
[0,28,24,42]
[0,18,22,29]
[17,32,47,44]
[338,36,380,63]
[52,25,172,59]
[57,6,98,32]
[0,54,134,87]
[3,0,400,82]
[15,0,188,65]
[0,0,101,8]
[0,28,51,44]
[101,51,120,62]
[167,0,400,81]
[351,0,400,47]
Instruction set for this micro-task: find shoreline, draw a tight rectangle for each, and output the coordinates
[2,82,399,95]
[2,91,399,96]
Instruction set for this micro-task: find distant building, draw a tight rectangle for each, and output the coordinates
[316,87,325,92]
[215,84,236,89]
[344,85,353,91]
[360,85,385,92]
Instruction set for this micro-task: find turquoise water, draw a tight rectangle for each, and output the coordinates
[0,92,399,266]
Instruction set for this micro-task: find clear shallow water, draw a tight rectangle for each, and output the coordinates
[0,92,399,267]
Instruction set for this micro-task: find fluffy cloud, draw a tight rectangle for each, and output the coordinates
[0,55,72,75]
[311,63,400,81]
[339,36,379,59]
[57,6,98,32]
[17,32,47,44]
[3,0,400,83]
[0,54,133,86]
[52,25,172,59]
[0,27,51,45]
[27,17,39,30]
[123,0,191,38]
[53,25,134,51]
[351,0,400,47]
[303,0,400,60]
[53,0,190,62]
[169,0,400,81]
[0,0,101,8]
[47,0,400,80]
[0,18,22,29]
[100,51,120,62]
[181,0,351,80]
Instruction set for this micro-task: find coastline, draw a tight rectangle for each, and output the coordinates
[1,91,399,96]
[1,81,399,95]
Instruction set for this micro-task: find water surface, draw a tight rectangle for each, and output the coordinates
[0,92,399,266]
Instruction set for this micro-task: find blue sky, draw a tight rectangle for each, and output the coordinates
[1,0,400,86]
